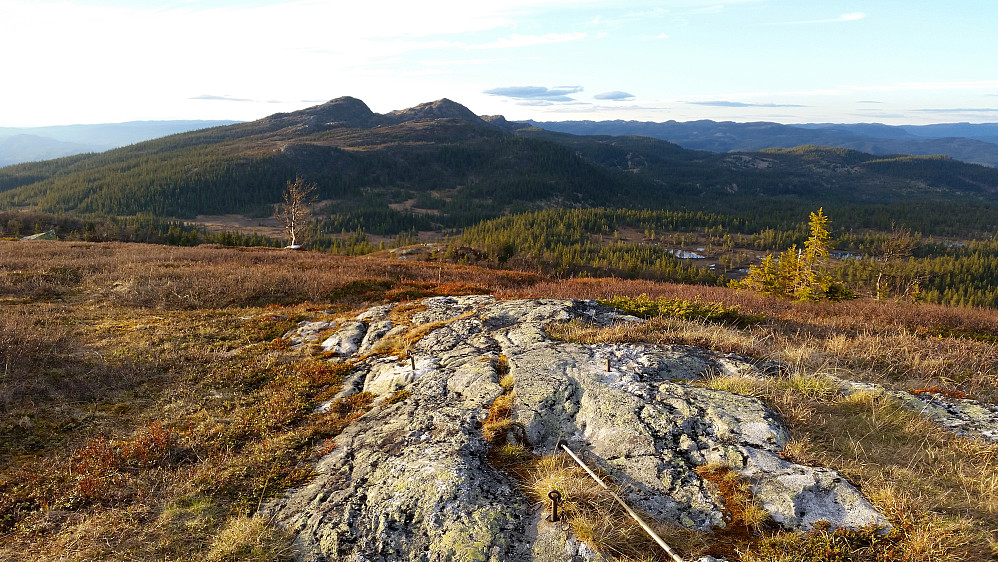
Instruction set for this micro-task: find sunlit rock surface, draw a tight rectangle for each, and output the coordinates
[265,296,889,561]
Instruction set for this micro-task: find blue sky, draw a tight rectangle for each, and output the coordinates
[2,0,996,127]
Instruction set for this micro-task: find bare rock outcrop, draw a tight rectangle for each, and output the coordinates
[265,296,889,561]
[837,378,998,443]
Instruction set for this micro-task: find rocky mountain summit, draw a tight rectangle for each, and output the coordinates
[263,296,903,561]
[272,96,499,132]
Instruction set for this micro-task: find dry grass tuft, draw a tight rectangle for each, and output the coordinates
[514,453,708,561]
[205,515,295,562]
[370,309,476,358]
[385,388,412,405]
[696,465,771,533]
[482,391,523,447]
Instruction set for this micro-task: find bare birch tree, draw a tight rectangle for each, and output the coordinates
[875,222,921,300]
[277,176,316,248]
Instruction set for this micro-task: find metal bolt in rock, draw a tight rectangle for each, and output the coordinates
[547,490,563,522]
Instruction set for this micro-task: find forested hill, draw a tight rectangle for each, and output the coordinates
[0,97,649,225]
[529,119,998,167]
[3,96,998,236]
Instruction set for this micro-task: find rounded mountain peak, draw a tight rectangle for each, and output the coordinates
[388,98,485,125]
[303,97,378,127]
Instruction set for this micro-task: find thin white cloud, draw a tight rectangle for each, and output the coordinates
[591,7,670,27]
[421,58,508,67]
[587,1,769,30]
[696,80,998,102]
[533,102,671,114]
[469,33,587,50]
[594,91,636,101]
[842,80,998,93]
[687,100,807,108]
[190,94,254,102]
[767,12,866,25]
[851,112,907,119]
[484,86,584,102]
[914,108,998,113]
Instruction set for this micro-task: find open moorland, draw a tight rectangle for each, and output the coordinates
[2,241,997,560]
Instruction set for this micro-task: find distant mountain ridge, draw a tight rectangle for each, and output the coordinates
[0,134,93,166]
[3,96,998,238]
[0,120,240,166]
[529,119,998,167]
[7,105,998,168]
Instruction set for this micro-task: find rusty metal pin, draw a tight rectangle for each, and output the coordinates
[548,490,562,522]
[606,357,611,372]
[411,356,416,371]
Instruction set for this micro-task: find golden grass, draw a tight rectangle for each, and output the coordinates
[369,309,476,358]
[535,278,998,402]
[4,242,998,560]
[694,464,773,559]
[205,515,295,562]
[698,371,998,560]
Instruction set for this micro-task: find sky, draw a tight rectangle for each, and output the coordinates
[2,0,997,127]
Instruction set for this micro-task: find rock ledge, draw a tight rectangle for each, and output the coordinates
[265,296,888,561]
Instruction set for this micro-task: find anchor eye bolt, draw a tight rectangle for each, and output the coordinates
[548,490,563,522]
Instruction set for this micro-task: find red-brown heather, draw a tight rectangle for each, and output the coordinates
[2,241,997,560]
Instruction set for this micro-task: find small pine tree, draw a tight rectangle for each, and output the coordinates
[733,208,838,301]
[794,208,832,300]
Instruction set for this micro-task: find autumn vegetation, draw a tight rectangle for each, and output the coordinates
[4,98,998,559]
[1,240,997,560]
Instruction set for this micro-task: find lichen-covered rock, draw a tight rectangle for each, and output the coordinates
[837,378,998,443]
[357,320,393,356]
[320,321,368,355]
[265,296,889,561]
[902,391,998,441]
[283,319,336,350]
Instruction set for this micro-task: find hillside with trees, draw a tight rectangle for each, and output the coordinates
[4,97,998,308]
[3,97,998,238]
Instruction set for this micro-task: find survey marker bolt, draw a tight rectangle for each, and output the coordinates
[548,490,563,522]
